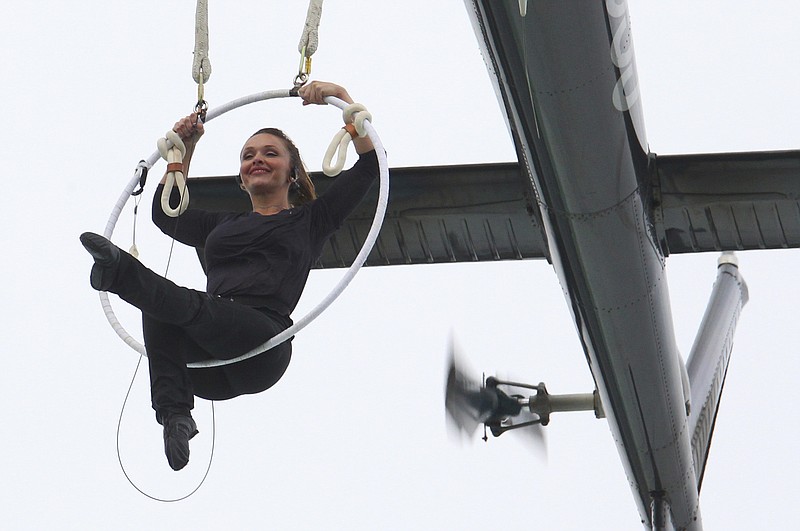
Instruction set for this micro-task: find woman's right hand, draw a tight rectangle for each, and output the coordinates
[172,113,205,151]
[160,113,204,185]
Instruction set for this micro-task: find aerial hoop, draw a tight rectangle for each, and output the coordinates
[99,89,390,369]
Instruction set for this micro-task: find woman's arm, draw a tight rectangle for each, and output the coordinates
[152,185,230,248]
[310,149,379,240]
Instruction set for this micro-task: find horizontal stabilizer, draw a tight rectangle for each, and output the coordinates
[656,150,800,254]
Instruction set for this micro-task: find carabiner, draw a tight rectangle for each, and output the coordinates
[293,46,312,88]
[194,99,208,123]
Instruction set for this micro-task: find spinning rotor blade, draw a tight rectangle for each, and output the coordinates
[444,340,548,458]
[493,389,548,459]
[444,350,489,436]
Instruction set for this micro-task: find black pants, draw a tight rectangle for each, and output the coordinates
[111,250,292,421]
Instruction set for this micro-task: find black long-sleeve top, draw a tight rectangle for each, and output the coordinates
[152,150,379,319]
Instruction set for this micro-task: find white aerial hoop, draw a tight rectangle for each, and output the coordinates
[98,89,389,369]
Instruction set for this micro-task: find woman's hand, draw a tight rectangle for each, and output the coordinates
[172,113,205,152]
[298,81,353,106]
[160,113,204,184]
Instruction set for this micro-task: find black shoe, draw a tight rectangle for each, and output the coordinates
[162,414,199,471]
[79,232,121,291]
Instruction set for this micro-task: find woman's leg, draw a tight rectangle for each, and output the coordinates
[81,233,285,353]
[142,315,210,421]
[142,302,291,470]
[110,249,209,328]
[102,244,287,355]
[83,233,295,467]
[142,310,291,405]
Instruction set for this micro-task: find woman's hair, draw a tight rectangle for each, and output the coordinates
[242,127,317,205]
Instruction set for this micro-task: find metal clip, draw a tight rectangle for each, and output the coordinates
[293,46,312,88]
[195,70,208,122]
[131,160,149,197]
[194,99,208,123]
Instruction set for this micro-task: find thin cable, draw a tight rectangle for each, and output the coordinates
[115,354,216,502]
[162,169,192,278]
[129,195,141,258]
[115,173,212,501]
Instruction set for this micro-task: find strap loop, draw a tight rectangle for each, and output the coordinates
[322,102,373,176]
[157,130,190,217]
[322,128,353,177]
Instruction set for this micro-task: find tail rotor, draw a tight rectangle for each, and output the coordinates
[444,337,604,457]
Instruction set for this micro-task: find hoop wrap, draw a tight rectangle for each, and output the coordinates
[98,90,389,369]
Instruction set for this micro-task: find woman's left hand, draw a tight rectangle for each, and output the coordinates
[298,81,353,106]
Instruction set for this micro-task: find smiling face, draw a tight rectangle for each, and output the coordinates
[238,133,294,195]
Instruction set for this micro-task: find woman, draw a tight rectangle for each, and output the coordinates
[80,81,377,471]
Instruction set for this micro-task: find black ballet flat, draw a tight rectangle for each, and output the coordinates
[162,414,199,471]
[79,232,121,291]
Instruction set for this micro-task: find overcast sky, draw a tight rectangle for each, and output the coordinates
[2,1,798,529]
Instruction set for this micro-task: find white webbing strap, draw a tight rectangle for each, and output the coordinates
[298,0,324,57]
[157,130,190,217]
[192,0,212,85]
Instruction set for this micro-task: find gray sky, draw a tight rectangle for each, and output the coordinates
[2,1,798,529]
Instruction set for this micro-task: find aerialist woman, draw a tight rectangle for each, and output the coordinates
[80,81,377,471]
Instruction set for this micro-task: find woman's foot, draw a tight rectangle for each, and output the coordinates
[79,232,121,291]
[162,413,199,471]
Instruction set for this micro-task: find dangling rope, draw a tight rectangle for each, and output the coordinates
[295,0,323,86]
[98,90,390,368]
[192,0,212,111]
[299,0,323,57]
